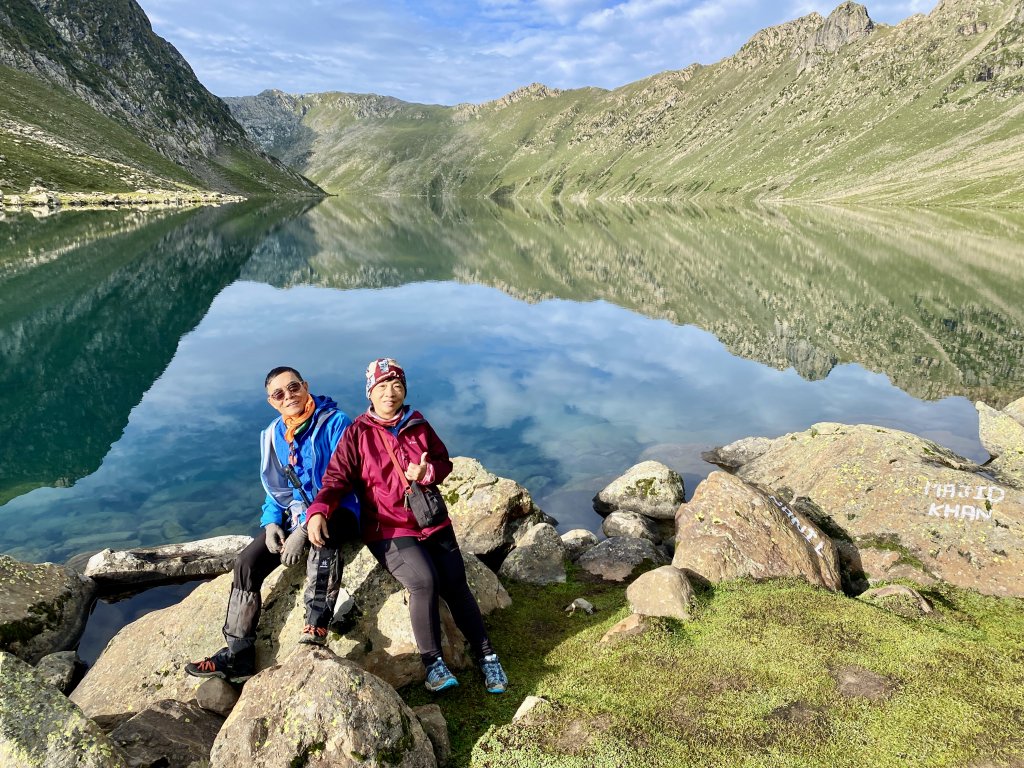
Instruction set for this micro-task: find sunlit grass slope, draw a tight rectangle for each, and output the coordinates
[401,575,1024,767]
[232,0,1024,205]
[0,65,201,193]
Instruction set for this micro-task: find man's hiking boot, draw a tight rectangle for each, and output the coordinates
[480,653,508,694]
[298,624,329,646]
[184,647,254,683]
[424,658,458,692]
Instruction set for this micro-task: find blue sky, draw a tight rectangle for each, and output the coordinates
[136,0,936,104]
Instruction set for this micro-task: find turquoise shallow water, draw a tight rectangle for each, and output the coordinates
[1,198,1022,565]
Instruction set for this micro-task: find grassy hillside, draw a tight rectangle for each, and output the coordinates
[229,0,1024,205]
[400,575,1024,768]
[0,65,202,193]
[0,0,321,196]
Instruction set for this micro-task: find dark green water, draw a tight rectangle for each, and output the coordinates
[2,197,1022,565]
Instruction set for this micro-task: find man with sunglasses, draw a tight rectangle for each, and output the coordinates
[184,366,359,682]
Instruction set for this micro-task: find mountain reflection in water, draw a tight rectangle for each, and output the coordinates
[0,197,1021,564]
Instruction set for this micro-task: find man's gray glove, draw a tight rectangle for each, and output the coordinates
[281,525,309,567]
[265,523,286,554]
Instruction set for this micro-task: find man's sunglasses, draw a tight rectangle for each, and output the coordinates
[269,381,304,402]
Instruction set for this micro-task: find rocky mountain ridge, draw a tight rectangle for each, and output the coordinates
[227,0,1024,204]
[0,0,320,195]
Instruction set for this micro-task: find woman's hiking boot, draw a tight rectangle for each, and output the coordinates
[184,647,254,683]
[424,658,458,692]
[480,653,508,694]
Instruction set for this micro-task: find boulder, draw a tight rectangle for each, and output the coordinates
[34,651,81,694]
[512,696,549,723]
[860,585,933,618]
[625,566,695,620]
[599,614,650,645]
[209,645,436,768]
[73,545,511,720]
[498,523,567,585]
[412,704,451,767]
[672,472,842,591]
[337,546,510,688]
[976,401,1024,487]
[718,421,1024,597]
[441,457,554,558]
[701,436,773,470]
[70,565,304,725]
[601,511,663,544]
[196,677,240,716]
[0,651,128,767]
[109,699,224,768]
[593,461,684,520]
[355,589,470,689]
[0,555,95,664]
[576,537,669,582]
[1004,395,1024,426]
[560,529,598,562]
[82,535,253,587]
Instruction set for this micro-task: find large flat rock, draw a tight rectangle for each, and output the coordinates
[716,422,1024,597]
[82,535,252,587]
[673,471,841,591]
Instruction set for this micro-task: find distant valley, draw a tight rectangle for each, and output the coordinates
[226,0,1024,205]
[2,0,1022,205]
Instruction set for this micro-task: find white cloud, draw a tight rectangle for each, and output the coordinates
[135,0,931,103]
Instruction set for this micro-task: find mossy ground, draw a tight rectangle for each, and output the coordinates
[402,573,1024,767]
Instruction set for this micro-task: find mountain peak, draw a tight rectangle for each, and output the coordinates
[731,13,826,70]
[490,83,562,109]
[797,2,876,72]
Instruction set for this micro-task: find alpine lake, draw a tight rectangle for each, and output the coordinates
[2,197,1023,661]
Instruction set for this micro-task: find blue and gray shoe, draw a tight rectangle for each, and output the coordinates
[480,653,508,694]
[424,658,459,692]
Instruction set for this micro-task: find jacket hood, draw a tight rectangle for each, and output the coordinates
[312,393,339,413]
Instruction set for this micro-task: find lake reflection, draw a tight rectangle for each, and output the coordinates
[1,198,1022,564]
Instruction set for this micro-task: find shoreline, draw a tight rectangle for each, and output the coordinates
[0,188,246,213]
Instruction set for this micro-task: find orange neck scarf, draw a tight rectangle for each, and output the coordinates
[283,395,316,444]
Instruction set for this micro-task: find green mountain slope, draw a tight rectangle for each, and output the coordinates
[228,0,1024,205]
[0,0,321,196]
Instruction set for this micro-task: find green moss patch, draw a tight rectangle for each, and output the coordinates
[404,575,1024,767]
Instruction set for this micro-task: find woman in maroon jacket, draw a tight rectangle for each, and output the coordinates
[306,358,508,694]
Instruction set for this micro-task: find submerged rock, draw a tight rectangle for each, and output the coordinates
[860,584,933,618]
[673,472,842,591]
[209,645,436,768]
[718,421,1024,597]
[593,460,684,520]
[0,651,128,767]
[0,555,95,664]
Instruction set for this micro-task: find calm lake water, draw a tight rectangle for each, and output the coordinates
[2,197,1023,567]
